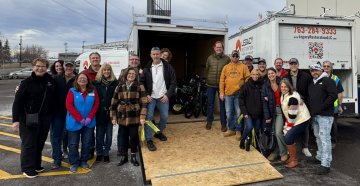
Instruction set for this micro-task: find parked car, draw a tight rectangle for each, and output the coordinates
[9,68,32,79]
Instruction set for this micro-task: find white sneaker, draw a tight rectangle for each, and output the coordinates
[302,148,312,157]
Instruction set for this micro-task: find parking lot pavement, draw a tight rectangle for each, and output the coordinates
[0,79,359,185]
[1,113,359,185]
[0,115,144,185]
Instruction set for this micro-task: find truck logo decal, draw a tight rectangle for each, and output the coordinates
[236,39,241,52]
[83,60,89,69]
[242,37,253,46]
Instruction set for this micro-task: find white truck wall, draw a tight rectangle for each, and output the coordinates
[279,24,352,70]
[76,50,129,78]
[228,23,274,64]
[229,16,357,114]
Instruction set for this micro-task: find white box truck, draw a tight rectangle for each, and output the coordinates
[228,15,358,115]
[127,14,228,80]
[76,50,129,78]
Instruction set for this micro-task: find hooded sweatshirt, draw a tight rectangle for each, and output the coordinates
[308,72,337,116]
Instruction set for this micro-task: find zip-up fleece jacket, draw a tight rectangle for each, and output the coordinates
[205,53,230,87]
[308,73,337,116]
[219,62,250,96]
[239,78,263,118]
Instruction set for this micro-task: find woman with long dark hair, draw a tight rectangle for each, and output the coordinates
[262,67,288,161]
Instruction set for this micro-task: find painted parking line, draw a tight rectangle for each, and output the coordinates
[0,123,12,127]
[0,144,96,180]
[0,117,97,179]
[0,131,19,139]
[0,116,12,120]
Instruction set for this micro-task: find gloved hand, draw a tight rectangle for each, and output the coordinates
[84,117,91,126]
[80,119,86,126]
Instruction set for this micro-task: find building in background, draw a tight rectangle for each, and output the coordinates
[58,52,80,62]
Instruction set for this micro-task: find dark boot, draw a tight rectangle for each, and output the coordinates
[286,144,298,168]
[117,153,128,166]
[239,139,245,149]
[95,155,103,162]
[245,137,251,151]
[130,153,139,166]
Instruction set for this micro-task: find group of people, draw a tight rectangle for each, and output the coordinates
[11,40,341,178]
[206,41,341,175]
[12,47,175,178]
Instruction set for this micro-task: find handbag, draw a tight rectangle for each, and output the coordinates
[25,87,47,127]
[258,127,277,155]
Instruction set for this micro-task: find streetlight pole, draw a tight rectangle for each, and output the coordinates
[82,41,86,53]
[104,0,107,44]
[19,35,22,67]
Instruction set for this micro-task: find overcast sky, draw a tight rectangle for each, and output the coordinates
[0,0,285,57]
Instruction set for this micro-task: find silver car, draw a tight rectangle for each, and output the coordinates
[9,68,33,79]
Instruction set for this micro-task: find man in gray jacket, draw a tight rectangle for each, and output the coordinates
[205,41,230,131]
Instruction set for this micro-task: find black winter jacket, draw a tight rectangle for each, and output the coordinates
[308,76,337,116]
[53,74,75,117]
[284,70,312,104]
[239,78,263,118]
[12,72,55,123]
[141,59,177,98]
[93,79,119,123]
[261,77,281,120]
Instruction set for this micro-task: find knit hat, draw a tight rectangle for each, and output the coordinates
[288,97,299,121]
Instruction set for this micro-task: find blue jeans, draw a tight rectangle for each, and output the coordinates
[50,116,66,165]
[241,116,262,141]
[312,115,334,168]
[96,121,113,156]
[273,106,287,156]
[145,98,169,141]
[68,127,94,166]
[207,87,226,125]
[225,93,241,131]
[285,122,309,145]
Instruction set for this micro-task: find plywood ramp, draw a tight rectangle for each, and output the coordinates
[141,122,283,186]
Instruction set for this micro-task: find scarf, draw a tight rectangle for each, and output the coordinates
[101,76,111,87]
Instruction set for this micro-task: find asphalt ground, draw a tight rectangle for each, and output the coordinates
[0,78,359,186]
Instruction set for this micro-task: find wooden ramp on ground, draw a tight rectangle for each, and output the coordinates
[141,122,283,186]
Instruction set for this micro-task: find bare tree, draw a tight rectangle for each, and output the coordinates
[13,45,48,63]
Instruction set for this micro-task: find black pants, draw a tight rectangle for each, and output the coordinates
[19,116,51,172]
[118,125,139,154]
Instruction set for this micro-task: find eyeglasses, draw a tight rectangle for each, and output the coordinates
[35,65,47,68]
[78,77,88,80]
[323,65,330,68]
[232,55,239,58]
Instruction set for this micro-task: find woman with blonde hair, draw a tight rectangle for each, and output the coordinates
[93,64,118,162]
[280,78,311,168]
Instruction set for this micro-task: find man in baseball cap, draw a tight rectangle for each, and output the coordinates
[244,55,253,72]
[284,58,313,158]
[308,62,337,175]
[257,58,267,80]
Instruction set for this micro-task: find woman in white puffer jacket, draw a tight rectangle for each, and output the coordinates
[280,78,311,168]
